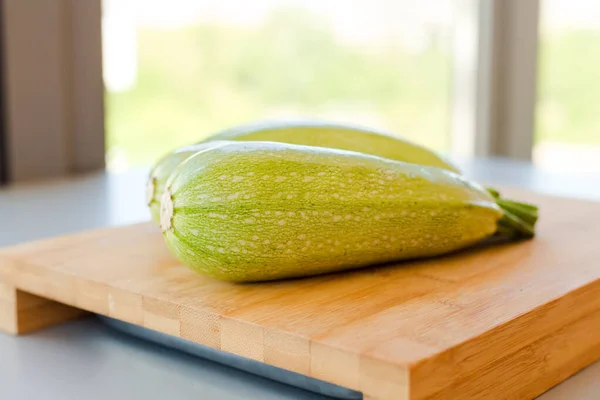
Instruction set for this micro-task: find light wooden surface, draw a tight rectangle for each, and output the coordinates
[1,186,599,399]
[0,282,87,334]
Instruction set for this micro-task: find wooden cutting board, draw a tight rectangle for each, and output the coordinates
[1,187,600,399]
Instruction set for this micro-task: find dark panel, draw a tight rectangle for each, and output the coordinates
[0,0,7,184]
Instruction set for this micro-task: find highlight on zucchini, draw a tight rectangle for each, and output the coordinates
[203,119,461,173]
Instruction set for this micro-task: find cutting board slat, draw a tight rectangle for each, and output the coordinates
[1,187,600,400]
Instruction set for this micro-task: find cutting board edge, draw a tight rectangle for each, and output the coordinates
[404,274,600,399]
[5,270,600,400]
[4,249,600,400]
[409,303,600,399]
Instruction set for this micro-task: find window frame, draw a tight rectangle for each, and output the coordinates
[0,0,104,183]
[450,0,540,161]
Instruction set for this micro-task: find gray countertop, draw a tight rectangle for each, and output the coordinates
[1,157,599,399]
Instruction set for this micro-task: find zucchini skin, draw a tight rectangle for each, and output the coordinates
[161,141,501,282]
[146,141,230,223]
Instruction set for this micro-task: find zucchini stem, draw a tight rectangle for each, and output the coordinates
[486,188,538,240]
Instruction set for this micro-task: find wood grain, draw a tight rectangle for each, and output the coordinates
[0,281,87,334]
[0,187,599,399]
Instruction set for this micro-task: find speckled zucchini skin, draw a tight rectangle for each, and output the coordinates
[146,141,230,223]
[160,141,502,283]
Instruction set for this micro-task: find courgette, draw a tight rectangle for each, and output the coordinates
[160,141,514,282]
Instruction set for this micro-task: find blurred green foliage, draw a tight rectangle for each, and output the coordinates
[536,30,600,146]
[105,7,600,169]
[105,8,451,167]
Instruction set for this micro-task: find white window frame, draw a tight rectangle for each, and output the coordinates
[0,0,541,183]
[451,0,540,161]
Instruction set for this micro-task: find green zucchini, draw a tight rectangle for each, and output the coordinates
[160,141,505,282]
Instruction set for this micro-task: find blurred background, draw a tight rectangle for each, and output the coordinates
[1,0,599,183]
[102,0,600,173]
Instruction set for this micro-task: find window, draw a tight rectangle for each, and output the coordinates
[4,0,600,182]
[102,0,460,170]
[535,0,600,172]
